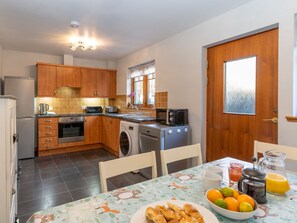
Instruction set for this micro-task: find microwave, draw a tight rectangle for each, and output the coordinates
[156,108,188,126]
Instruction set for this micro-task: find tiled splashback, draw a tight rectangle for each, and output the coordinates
[35,87,109,114]
[35,87,168,115]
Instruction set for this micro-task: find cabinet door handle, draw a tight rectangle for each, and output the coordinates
[45,126,52,129]
[45,120,53,122]
[54,90,56,95]
[46,132,53,135]
[12,188,16,195]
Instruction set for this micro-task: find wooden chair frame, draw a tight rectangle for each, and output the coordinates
[254,140,297,161]
[160,143,203,175]
[99,151,157,193]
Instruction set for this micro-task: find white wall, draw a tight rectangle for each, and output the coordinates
[116,0,297,160]
[0,44,2,78]
[2,50,114,79]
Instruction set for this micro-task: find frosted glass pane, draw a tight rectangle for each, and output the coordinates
[224,57,256,115]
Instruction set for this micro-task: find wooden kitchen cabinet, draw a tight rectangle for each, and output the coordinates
[56,66,81,88]
[38,117,58,151]
[81,68,116,98]
[37,63,57,97]
[101,116,120,155]
[84,116,101,144]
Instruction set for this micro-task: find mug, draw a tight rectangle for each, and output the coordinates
[205,166,223,178]
[203,173,222,191]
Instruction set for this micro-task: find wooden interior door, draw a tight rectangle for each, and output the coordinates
[206,28,278,162]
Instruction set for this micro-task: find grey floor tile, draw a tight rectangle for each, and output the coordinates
[58,167,79,176]
[62,172,84,182]
[40,169,60,179]
[42,176,64,186]
[65,178,88,191]
[80,168,99,178]
[83,175,100,186]
[70,184,101,201]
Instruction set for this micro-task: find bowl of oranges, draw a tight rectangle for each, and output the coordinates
[205,187,258,220]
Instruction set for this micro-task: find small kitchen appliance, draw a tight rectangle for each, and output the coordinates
[85,106,103,113]
[156,108,188,126]
[105,106,118,113]
[238,162,267,204]
[39,103,49,115]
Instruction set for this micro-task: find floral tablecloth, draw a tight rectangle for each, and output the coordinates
[27,157,297,222]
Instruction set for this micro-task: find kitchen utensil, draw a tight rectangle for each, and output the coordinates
[39,103,49,115]
[238,167,267,204]
[258,149,290,194]
[228,162,244,187]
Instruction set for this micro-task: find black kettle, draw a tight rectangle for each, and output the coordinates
[238,167,267,204]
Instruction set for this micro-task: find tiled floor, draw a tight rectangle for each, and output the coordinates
[18,148,148,223]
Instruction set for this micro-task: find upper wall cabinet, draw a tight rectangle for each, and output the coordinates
[37,64,57,97]
[36,63,116,98]
[81,69,116,98]
[56,66,81,88]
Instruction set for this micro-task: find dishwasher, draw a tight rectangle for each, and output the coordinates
[139,123,191,178]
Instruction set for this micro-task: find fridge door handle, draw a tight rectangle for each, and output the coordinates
[17,116,35,119]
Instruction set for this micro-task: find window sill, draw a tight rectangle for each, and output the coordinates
[285,116,297,122]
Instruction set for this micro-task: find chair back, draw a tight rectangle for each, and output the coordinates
[254,140,297,161]
[160,143,203,175]
[99,151,157,193]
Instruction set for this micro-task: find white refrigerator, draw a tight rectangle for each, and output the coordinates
[4,76,35,159]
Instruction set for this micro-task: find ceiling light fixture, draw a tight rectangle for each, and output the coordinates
[69,21,97,51]
[69,38,97,51]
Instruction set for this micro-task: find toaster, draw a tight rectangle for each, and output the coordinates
[105,106,118,113]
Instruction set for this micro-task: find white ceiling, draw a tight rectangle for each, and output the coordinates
[0,0,253,61]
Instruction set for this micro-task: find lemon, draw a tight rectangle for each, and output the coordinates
[214,198,227,209]
[239,202,253,212]
[221,187,234,197]
[266,173,290,194]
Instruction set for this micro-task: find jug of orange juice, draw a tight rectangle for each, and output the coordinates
[258,150,290,195]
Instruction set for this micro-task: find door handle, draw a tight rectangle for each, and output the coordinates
[262,117,278,124]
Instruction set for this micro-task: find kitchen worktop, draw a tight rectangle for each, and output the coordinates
[36,112,156,123]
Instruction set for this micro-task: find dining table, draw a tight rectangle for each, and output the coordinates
[26,157,297,223]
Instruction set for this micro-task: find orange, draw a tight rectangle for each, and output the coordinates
[237,194,255,208]
[224,197,239,212]
[207,189,223,203]
[233,190,239,199]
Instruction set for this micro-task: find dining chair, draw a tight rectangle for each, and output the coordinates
[160,143,203,175]
[99,151,157,193]
[254,140,297,161]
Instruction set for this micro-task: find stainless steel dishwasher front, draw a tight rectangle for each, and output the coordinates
[139,123,191,178]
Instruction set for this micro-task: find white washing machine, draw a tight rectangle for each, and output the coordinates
[119,120,140,157]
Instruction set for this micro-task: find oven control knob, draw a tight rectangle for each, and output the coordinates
[169,117,174,122]
[169,112,173,116]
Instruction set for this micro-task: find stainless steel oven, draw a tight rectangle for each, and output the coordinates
[58,116,84,143]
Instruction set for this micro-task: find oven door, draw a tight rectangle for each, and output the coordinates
[58,122,84,143]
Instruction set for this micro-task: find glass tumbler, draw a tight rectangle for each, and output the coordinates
[228,162,244,188]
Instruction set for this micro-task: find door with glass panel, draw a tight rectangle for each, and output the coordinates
[206,28,278,162]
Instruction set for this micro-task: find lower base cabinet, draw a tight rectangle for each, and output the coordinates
[101,116,120,155]
[84,116,101,144]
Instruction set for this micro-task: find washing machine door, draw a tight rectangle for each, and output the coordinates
[120,131,132,156]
